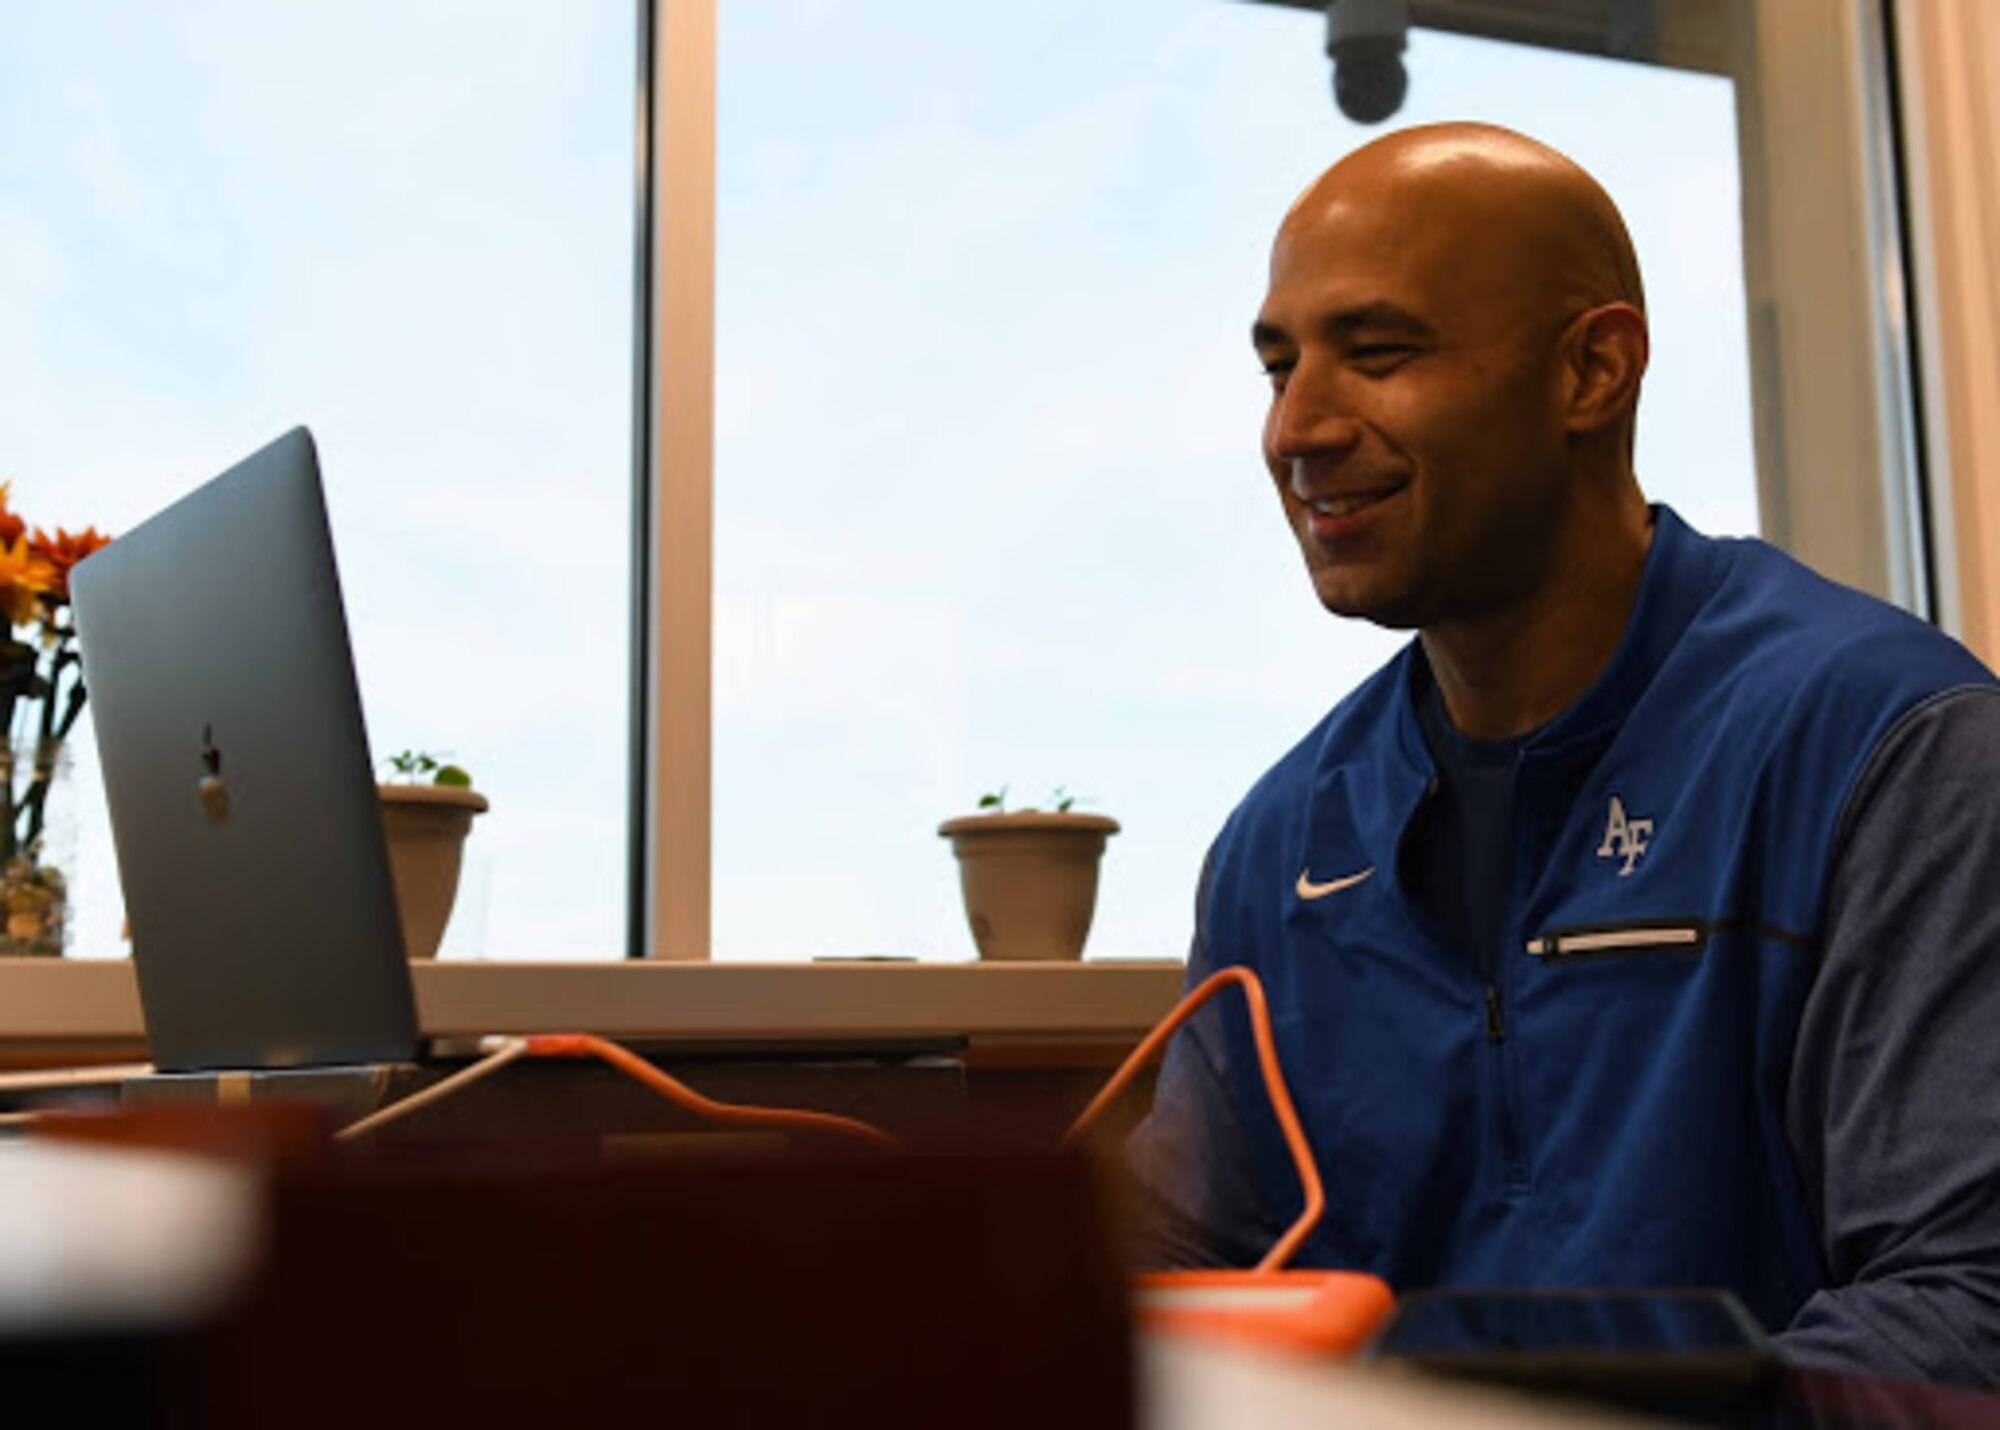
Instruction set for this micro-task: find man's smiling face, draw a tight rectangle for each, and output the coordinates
[1253,157,1579,631]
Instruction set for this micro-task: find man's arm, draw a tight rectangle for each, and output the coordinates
[1123,846,1277,1270]
[1780,686,2000,1388]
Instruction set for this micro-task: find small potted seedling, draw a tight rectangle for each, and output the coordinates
[378,751,488,959]
[938,786,1119,961]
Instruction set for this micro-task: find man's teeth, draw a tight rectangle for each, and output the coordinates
[1312,491,1391,518]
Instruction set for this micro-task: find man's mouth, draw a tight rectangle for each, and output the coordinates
[1302,483,1406,535]
[1309,490,1397,518]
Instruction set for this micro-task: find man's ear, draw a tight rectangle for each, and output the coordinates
[1562,303,1648,436]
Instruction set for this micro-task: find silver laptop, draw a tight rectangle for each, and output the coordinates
[70,427,420,1072]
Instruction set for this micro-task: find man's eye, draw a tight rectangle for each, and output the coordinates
[1259,359,1294,389]
[1350,344,1415,371]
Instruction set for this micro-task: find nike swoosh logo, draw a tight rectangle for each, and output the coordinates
[1296,867,1374,900]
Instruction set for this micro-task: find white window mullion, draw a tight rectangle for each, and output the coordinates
[1731,0,1930,614]
[1893,0,2000,659]
[646,0,717,960]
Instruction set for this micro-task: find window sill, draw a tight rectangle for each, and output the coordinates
[0,957,1187,1048]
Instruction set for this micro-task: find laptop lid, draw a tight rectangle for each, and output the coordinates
[70,427,420,1072]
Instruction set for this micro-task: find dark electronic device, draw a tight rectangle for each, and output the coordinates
[1325,0,1410,124]
[1370,1287,1778,1416]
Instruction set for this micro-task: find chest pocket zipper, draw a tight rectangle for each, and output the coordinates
[1526,922,1706,961]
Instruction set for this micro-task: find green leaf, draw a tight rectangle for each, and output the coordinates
[433,764,473,788]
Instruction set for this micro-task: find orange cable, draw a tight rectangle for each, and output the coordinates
[1062,966,1323,1273]
[519,1033,903,1152]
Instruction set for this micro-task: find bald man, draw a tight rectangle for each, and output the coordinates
[1129,124,2000,1388]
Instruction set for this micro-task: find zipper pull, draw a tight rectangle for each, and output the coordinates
[1484,984,1506,1043]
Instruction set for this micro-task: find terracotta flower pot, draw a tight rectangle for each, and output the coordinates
[378,784,488,960]
[937,811,1120,961]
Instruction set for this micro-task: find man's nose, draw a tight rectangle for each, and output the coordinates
[1266,365,1364,462]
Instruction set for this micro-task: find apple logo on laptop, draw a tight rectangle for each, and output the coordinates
[198,725,230,824]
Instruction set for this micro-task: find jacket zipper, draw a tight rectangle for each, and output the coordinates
[1402,764,1529,1194]
[1489,752,1530,1197]
[1485,971,1528,1196]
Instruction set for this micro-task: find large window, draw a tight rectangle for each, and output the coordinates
[709,1,1757,960]
[0,2,639,959]
[3,2,1928,969]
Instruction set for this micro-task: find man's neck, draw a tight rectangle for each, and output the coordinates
[1420,498,1655,742]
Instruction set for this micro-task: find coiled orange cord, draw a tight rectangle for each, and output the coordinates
[1062,966,1323,1273]
[337,970,1320,1266]
[330,970,1379,1351]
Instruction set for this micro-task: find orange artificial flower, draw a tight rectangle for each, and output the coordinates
[0,485,25,550]
[0,537,55,627]
[29,526,112,603]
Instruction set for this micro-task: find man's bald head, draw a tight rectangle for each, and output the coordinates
[1280,122,1644,322]
[1254,123,1653,636]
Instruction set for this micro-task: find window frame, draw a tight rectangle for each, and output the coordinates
[639,0,717,960]
[1890,0,2000,658]
[1730,0,1936,617]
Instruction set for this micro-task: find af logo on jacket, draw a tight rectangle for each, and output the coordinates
[1597,794,1653,876]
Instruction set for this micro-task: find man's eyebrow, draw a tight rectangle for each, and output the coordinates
[1252,303,1437,351]
[1325,302,1437,339]
[1251,319,1289,351]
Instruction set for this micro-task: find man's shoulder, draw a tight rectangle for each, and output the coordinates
[1683,531,1990,698]
[1637,529,1994,840]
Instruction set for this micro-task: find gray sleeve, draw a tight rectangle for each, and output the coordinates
[1778,686,2000,1389]
[1123,845,1275,1271]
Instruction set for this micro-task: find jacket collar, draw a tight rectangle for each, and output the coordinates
[1387,504,1725,766]
[1524,504,1728,755]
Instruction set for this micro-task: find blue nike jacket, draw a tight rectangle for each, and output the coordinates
[1132,506,1994,1335]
